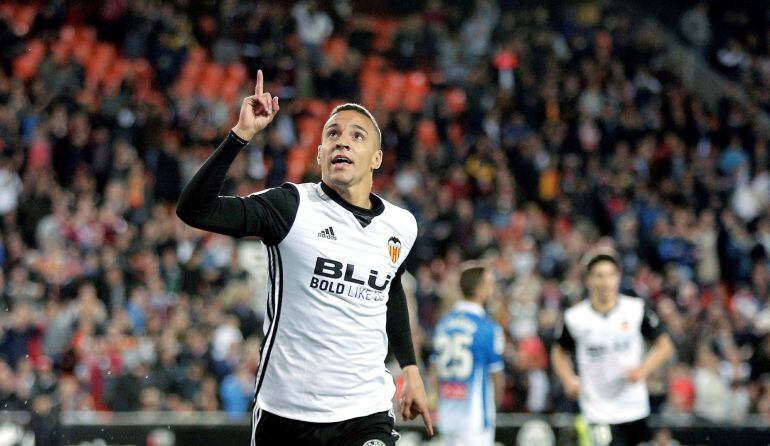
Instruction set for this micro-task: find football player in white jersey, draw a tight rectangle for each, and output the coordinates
[551,250,674,446]
[177,71,433,445]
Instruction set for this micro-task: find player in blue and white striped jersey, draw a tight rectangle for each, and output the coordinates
[430,264,505,446]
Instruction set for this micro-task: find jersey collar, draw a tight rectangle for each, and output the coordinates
[320,181,384,227]
[454,300,486,316]
[589,296,621,318]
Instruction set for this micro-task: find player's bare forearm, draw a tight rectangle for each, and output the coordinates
[492,371,504,408]
[551,345,581,399]
[637,333,675,379]
[551,345,577,383]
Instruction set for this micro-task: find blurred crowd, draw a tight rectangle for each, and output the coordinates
[678,1,770,124]
[0,0,769,441]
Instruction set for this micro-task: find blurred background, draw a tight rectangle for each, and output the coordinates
[0,0,769,445]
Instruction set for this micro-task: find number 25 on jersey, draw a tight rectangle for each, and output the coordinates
[434,332,474,381]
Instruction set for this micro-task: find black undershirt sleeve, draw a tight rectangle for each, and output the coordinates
[386,263,417,368]
[556,319,576,353]
[176,131,298,244]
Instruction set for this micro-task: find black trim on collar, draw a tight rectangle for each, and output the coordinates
[320,181,384,227]
[590,297,620,318]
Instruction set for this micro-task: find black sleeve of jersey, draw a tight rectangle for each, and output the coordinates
[176,131,298,244]
[386,264,417,368]
[641,305,665,341]
[556,320,576,353]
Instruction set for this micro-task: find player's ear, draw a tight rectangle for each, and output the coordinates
[317,145,322,165]
[371,149,382,170]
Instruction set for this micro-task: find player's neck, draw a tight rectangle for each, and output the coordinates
[323,179,373,209]
[590,296,618,315]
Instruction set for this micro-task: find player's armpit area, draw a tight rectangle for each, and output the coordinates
[386,266,417,368]
[176,132,299,242]
[554,320,576,353]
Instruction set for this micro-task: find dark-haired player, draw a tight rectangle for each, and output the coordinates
[551,250,674,446]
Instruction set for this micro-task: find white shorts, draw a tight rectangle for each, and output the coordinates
[441,428,495,446]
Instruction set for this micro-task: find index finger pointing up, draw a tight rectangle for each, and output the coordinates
[255,69,263,95]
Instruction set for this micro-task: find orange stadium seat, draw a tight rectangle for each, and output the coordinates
[225,63,247,85]
[14,4,38,35]
[102,59,128,91]
[324,37,348,68]
[416,119,439,151]
[380,71,405,111]
[12,39,45,80]
[59,25,76,44]
[51,41,72,64]
[0,3,14,21]
[302,99,330,118]
[403,71,429,112]
[221,79,241,103]
[188,46,208,64]
[287,146,310,183]
[72,38,96,64]
[371,18,399,52]
[198,63,225,100]
[296,116,323,144]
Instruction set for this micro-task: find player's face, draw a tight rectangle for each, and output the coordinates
[318,110,382,188]
[586,261,621,303]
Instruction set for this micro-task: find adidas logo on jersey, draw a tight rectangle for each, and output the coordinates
[317,226,337,240]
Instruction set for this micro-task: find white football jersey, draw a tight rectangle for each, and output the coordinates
[251,182,417,424]
[557,295,664,424]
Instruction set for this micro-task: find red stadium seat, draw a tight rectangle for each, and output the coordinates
[403,71,429,112]
[72,38,95,64]
[416,120,439,151]
[59,25,76,43]
[445,88,467,114]
[324,37,348,68]
[12,39,46,80]
[13,4,38,36]
[0,3,14,21]
[297,116,323,144]
[198,63,225,99]
[221,79,241,103]
[225,63,247,85]
[380,71,406,111]
[174,78,196,99]
[102,59,128,91]
[372,18,399,52]
[51,41,72,63]
[302,99,330,118]
[287,146,310,183]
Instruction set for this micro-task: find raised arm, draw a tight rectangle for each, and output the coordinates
[176,70,295,242]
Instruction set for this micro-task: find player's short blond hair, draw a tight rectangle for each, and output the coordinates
[329,103,382,147]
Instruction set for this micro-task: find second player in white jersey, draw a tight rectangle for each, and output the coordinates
[551,250,674,446]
